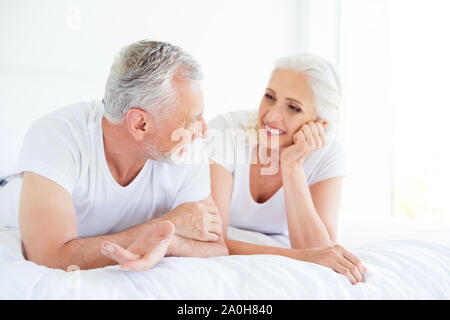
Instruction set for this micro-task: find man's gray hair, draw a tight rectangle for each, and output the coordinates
[103,40,203,123]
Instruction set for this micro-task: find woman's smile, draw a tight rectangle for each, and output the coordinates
[263,122,287,136]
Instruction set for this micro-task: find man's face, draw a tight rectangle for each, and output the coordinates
[145,80,206,162]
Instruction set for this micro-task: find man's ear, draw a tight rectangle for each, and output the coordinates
[126,108,149,141]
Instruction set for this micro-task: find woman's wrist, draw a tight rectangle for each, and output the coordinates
[290,248,312,261]
[280,158,305,175]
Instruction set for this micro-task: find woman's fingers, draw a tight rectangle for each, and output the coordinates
[340,247,366,275]
[301,244,365,285]
[332,245,365,283]
[293,130,306,145]
[301,124,315,149]
[317,121,327,147]
[100,241,140,265]
[298,121,326,151]
[330,260,357,285]
[337,255,364,283]
[309,122,322,148]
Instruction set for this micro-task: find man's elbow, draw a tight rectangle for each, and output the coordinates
[25,249,67,270]
[23,241,81,271]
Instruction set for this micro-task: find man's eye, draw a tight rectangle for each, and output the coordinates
[265,93,274,100]
[289,105,302,112]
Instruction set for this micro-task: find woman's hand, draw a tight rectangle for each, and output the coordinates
[294,243,367,284]
[280,120,327,169]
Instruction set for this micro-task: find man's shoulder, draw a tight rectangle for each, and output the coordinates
[27,100,102,141]
[39,100,102,127]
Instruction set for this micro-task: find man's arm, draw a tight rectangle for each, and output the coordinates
[20,172,227,271]
[163,194,229,257]
[19,171,169,270]
[166,232,228,258]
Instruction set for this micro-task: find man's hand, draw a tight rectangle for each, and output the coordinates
[100,220,175,271]
[164,197,223,241]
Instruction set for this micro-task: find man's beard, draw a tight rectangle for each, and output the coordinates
[147,142,187,165]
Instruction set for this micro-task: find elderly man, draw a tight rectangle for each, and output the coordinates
[17,40,228,271]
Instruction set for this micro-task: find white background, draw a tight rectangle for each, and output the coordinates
[1,0,449,222]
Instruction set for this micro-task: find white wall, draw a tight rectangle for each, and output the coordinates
[339,0,393,217]
[0,0,309,124]
[0,0,308,175]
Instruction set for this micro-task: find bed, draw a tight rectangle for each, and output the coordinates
[1,215,449,299]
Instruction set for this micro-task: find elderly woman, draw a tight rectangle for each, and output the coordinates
[208,53,366,284]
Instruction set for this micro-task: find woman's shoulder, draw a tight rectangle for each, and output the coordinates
[303,134,347,185]
[306,134,344,162]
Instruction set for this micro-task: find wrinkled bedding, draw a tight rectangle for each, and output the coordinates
[0,217,449,299]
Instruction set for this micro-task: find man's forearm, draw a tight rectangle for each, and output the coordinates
[166,234,229,258]
[39,218,163,270]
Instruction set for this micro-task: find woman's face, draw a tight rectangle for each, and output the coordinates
[258,69,317,149]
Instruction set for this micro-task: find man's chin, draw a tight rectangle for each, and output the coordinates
[159,145,189,164]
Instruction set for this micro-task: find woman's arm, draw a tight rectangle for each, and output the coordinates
[209,160,363,284]
[209,161,232,237]
[282,163,343,249]
[280,120,343,249]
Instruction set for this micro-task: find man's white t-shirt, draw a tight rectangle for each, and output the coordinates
[13,100,210,238]
[206,111,347,236]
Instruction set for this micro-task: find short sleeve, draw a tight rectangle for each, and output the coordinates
[206,114,236,173]
[308,136,348,186]
[17,116,80,194]
[170,141,211,209]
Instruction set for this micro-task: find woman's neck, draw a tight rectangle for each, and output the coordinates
[256,143,284,176]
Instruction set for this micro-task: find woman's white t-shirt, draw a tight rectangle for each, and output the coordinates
[6,100,210,237]
[206,110,347,236]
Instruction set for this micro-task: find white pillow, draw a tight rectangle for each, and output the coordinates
[0,127,26,177]
[0,176,21,228]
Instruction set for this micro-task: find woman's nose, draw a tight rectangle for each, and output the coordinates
[266,104,284,123]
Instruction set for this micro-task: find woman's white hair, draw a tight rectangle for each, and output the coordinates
[247,53,341,135]
[103,40,202,124]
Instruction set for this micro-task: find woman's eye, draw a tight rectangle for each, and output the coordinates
[289,105,302,112]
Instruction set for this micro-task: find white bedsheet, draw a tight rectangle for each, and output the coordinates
[0,217,449,299]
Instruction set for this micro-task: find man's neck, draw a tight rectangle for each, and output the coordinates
[101,117,147,187]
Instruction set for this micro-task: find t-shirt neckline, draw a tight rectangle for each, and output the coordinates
[245,146,283,206]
